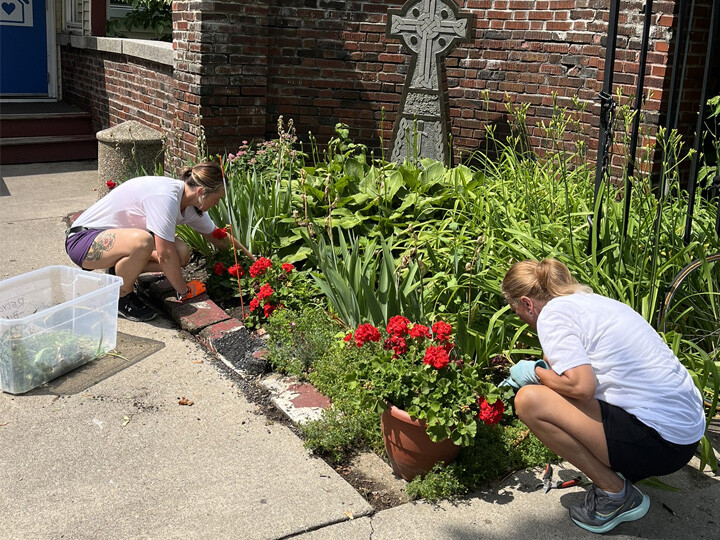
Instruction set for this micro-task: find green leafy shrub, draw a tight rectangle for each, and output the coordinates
[265,306,341,377]
[106,0,172,41]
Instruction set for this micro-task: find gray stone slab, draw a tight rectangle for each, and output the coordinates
[297,462,720,540]
[0,160,99,222]
[0,317,372,540]
[0,162,372,539]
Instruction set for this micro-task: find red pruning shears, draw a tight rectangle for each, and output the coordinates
[537,463,582,493]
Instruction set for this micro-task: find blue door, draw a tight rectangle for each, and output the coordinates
[0,0,49,96]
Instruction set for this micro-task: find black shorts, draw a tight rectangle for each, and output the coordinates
[600,400,699,482]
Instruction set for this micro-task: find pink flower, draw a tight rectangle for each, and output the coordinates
[422,345,450,369]
[478,397,504,425]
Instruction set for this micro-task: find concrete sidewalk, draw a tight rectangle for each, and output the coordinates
[1,161,718,540]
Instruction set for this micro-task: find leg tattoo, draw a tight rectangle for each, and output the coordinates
[85,232,117,262]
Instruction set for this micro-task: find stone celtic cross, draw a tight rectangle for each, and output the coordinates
[387,0,471,164]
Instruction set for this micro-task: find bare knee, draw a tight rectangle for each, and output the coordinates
[128,230,155,256]
[514,385,549,425]
[175,238,191,267]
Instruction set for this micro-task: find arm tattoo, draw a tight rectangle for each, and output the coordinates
[85,232,116,262]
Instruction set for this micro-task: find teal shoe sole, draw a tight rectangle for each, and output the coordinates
[571,494,650,534]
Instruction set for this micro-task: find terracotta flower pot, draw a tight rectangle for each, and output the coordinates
[381,403,461,481]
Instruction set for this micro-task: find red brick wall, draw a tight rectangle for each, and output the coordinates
[63,1,716,177]
[60,46,175,165]
[170,0,269,171]
[261,0,677,168]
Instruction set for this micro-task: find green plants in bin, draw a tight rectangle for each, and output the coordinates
[345,317,509,447]
[0,328,101,392]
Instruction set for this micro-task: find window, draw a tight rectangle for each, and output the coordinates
[64,0,83,32]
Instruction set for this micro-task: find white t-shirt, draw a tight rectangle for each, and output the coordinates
[73,176,215,242]
[537,292,705,445]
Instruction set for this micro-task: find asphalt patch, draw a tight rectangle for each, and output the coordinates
[29,331,165,396]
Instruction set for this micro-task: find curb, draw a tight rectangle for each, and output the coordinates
[137,274,331,425]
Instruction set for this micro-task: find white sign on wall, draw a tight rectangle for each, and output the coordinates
[0,0,33,27]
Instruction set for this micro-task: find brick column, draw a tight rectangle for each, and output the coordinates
[170,0,269,172]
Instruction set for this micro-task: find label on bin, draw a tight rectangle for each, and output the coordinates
[0,297,25,320]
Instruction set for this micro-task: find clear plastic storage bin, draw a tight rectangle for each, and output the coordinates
[0,266,122,394]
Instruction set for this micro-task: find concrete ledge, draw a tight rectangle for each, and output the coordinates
[260,373,332,425]
[57,34,173,66]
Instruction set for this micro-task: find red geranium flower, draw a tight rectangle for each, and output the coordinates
[249,257,273,277]
[248,297,260,312]
[354,323,381,347]
[409,323,430,340]
[257,283,274,300]
[386,315,410,337]
[106,180,117,190]
[384,335,408,357]
[263,302,278,317]
[212,227,228,239]
[478,396,504,425]
[213,262,227,275]
[281,263,295,274]
[423,345,450,369]
[344,332,353,342]
[431,321,452,342]
[228,264,244,278]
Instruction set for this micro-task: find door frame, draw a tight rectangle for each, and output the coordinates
[0,0,57,102]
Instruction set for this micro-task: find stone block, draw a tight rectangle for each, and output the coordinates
[164,295,230,334]
[96,121,165,191]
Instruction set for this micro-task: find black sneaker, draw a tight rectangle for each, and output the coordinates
[570,479,650,534]
[118,292,157,322]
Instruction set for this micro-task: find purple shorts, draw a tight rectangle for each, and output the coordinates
[65,229,104,267]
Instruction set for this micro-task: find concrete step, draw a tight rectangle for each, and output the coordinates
[0,134,97,164]
[0,112,93,138]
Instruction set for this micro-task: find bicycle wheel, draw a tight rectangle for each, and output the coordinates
[658,253,720,355]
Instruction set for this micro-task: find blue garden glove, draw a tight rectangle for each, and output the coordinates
[499,359,549,389]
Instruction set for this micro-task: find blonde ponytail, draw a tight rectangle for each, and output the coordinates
[502,259,592,306]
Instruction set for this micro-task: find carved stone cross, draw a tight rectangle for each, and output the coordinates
[387,0,471,164]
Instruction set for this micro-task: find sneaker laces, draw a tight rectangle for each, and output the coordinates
[581,485,599,515]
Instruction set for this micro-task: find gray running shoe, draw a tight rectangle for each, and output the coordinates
[570,480,650,534]
[118,292,157,322]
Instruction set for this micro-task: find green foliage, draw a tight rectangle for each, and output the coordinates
[405,420,557,501]
[265,306,341,377]
[298,407,376,464]
[301,231,424,328]
[106,0,172,41]
[208,119,308,260]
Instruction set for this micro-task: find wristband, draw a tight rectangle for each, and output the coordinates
[176,288,190,301]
